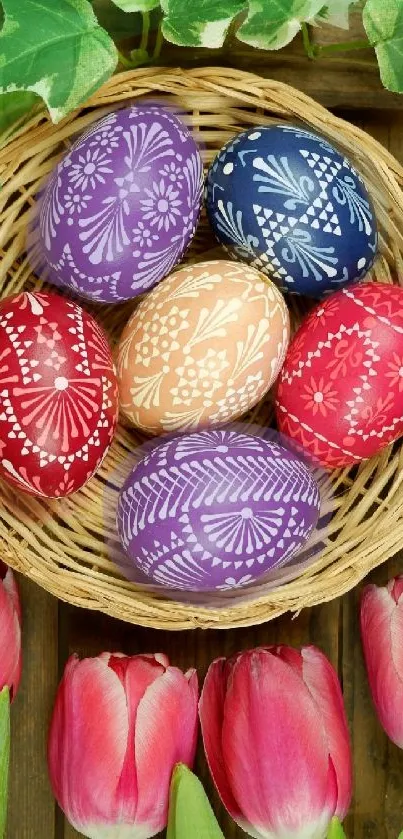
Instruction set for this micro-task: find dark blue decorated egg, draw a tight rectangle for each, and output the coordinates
[205,124,378,298]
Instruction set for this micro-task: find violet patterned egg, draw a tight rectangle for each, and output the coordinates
[0,291,118,497]
[116,429,320,592]
[205,124,378,298]
[37,106,204,303]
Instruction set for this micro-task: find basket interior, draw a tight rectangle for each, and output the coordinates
[1,68,403,629]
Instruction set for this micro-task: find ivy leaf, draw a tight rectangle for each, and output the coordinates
[237,0,326,50]
[363,0,403,92]
[0,90,40,140]
[111,0,161,10]
[314,1,356,30]
[161,0,247,47]
[0,0,118,123]
[167,764,225,839]
[91,0,149,39]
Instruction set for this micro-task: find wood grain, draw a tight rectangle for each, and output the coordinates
[6,576,58,839]
[159,34,402,112]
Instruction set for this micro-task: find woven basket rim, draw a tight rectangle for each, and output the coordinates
[1,66,403,630]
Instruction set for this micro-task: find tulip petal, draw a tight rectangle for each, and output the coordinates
[361,583,403,747]
[2,567,21,623]
[390,576,403,603]
[300,647,352,819]
[221,649,333,837]
[48,655,129,829]
[199,658,245,826]
[0,570,21,699]
[135,667,198,832]
[108,654,168,821]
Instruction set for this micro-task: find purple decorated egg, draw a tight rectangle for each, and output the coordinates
[116,429,321,592]
[38,106,204,303]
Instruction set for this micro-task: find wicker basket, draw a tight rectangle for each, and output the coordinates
[1,66,403,630]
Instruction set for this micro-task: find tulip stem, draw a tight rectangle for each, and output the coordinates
[0,688,10,839]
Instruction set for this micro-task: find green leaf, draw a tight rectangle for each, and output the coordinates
[237,0,326,50]
[327,817,348,839]
[0,0,118,123]
[315,1,356,29]
[167,764,225,839]
[0,90,40,139]
[161,0,246,47]
[363,0,403,93]
[111,0,160,11]
[91,0,148,39]
[0,688,10,839]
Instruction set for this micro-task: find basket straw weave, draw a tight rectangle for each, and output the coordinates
[1,67,403,630]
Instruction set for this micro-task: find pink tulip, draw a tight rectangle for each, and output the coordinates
[360,576,403,747]
[48,652,198,838]
[199,646,352,839]
[0,561,22,700]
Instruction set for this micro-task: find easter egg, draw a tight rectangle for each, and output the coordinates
[276,282,403,468]
[37,106,203,303]
[117,428,321,591]
[0,291,118,497]
[117,259,290,433]
[205,124,377,298]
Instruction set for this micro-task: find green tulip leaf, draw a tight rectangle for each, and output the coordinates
[327,817,348,839]
[0,687,10,839]
[167,764,225,839]
[237,0,326,50]
[161,0,247,48]
[0,0,118,123]
[363,0,403,93]
[111,0,161,10]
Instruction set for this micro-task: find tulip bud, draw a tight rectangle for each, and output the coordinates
[360,577,403,747]
[0,562,22,700]
[199,646,352,839]
[48,653,198,838]
[0,563,22,838]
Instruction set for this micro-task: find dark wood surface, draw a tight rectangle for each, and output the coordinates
[152,11,403,113]
[6,99,403,839]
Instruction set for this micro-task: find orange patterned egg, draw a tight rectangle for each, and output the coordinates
[117,259,289,433]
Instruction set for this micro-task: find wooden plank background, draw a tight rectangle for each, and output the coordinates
[5,74,403,839]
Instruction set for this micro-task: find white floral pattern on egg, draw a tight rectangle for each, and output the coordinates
[205,124,378,298]
[38,107,204,303]
[117,259,290,433]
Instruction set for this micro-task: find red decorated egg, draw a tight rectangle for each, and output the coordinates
[276,282,403,468]
[0,291,118,496]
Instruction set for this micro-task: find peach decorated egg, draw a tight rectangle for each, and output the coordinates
[276,282,403,468]
[117,259,290,433]
[0,291,118,497]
